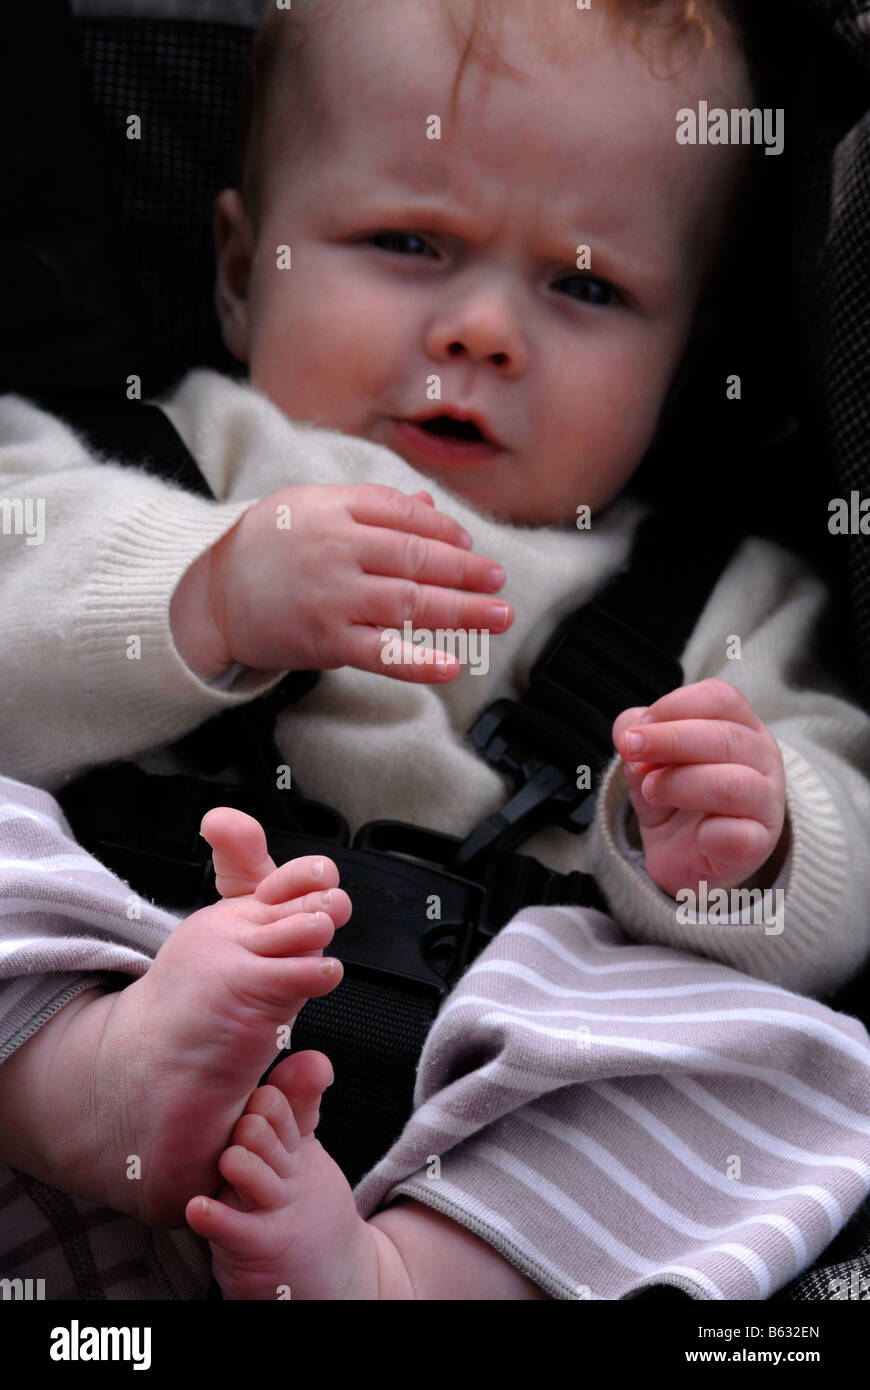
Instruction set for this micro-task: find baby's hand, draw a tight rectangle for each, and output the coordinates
[175,483,512,683]
[612,679,787,898]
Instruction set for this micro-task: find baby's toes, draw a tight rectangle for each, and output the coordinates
[250,908,337,959]
[256,854,344,912]
[245,940,344,1010]
[184,1146,285,1252]
[216,1144,288,1214]
[229,1109,296,1186]
[266,1051,334,1139]
[201,808,276,898]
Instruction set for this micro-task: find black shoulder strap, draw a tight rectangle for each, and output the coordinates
[25,389,213,499]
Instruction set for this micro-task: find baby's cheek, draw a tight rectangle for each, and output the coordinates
[571,355,671,504]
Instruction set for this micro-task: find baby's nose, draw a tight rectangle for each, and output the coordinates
[426,293,528,375]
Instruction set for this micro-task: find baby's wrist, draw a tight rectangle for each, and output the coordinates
[169,544,235,682]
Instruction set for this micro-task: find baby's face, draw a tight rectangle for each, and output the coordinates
[217,0,752,525]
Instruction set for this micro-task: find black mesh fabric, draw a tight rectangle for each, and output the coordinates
[268,974,440,1190]
[77,18,252,395]
[0,9,252,399]
[788,0,870,711]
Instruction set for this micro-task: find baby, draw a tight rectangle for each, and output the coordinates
[174,0,796,1296]
[2,0,865,1300]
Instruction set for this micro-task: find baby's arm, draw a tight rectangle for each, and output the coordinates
[0,389,509,789]
[369,1201,550,1299]
[0,391,276,789]
[590,536,870,996]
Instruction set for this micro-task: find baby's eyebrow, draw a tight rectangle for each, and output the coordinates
[345,191,680,302]
[349,196,492,244]
[586,235,681,301]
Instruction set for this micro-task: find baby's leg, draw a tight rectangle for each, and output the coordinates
[0,809,351,1228]
[188,1059,548,1300]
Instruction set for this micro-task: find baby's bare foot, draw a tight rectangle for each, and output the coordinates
[186,1052,389,1300]
[85,809,351,1226]
[187,1056,549,1302]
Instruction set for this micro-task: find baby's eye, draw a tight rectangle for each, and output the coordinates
[555,275,621,308]
[369,231,436,257]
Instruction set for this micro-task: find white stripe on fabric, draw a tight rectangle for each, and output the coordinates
[501,919,732,973]
[466,999,870,1071]
[705,1241,772,1298]
[437,990,865,1074]
[516,1108,809,1268]
[594,1081,844,1234]
[669,1077,870,1173]
[468,958,814,1003]
[0,855,119,878]
[472,1140,750,1293]
[0,895,177,925]
[0,805,66,834]
[454,1009,870,1132]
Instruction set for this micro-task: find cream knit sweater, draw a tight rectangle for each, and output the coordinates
[1,368,868,996]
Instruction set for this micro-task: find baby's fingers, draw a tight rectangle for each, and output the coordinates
[346,484,474,554]
[354,521,505,596]
[617,718,778,776]
[339,622,464,683]
[695,815,774,877]
[641,763,776,824]
[621,756,673,829]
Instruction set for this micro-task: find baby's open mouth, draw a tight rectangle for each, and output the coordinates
[417,415,487,442]
[391,413,503,467]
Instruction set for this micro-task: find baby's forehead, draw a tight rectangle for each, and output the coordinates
[265,0,752,163]
[278,0,751,107]
[263,2,752,224]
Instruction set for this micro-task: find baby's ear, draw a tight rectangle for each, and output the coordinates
[213,188,255,363]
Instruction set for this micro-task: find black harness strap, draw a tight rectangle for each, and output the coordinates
[27,390,214,499]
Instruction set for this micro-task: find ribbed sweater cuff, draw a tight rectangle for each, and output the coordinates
[592,740,851,995]
[74,488,285,742]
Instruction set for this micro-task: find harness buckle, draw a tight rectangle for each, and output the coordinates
[450,604,684,873]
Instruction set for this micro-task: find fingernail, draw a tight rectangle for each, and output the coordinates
[312,858,324,878]
[320,890,333,907]
[642,773,657,799]
[488,603,510,630]
[459,529,474,549]
[625,731,646,754]
[320,958,337,976]
[487,566,505,588]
